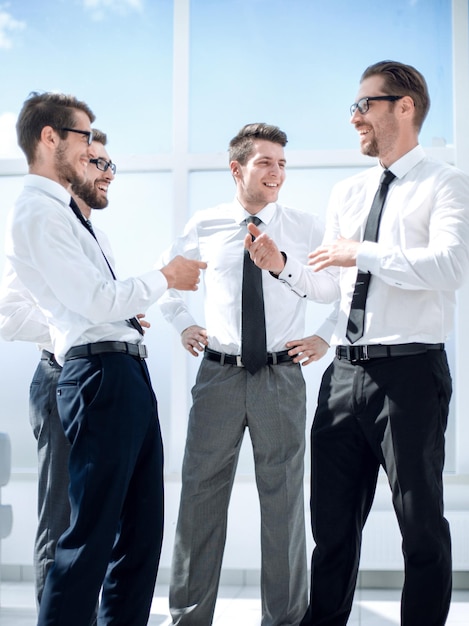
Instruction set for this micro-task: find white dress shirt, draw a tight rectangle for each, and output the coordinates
[158,199,337,354]
[0,226,115,355]
[4,174,168,364]
[285,145,469,346]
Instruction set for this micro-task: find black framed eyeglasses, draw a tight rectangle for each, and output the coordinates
[350,95,403,116]
[60,127,93,145]
[89,157,117,175]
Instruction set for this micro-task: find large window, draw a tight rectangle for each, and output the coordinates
[189,0,452,152]
[0,0,464,478]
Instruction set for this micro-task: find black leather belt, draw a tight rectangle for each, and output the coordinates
[336,343,444,363]
[204,347,292,367]
[64,341,148,361]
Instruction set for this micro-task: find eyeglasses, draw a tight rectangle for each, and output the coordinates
[350,95,403,116]
[60,127,94,145]
[89,157,117,175]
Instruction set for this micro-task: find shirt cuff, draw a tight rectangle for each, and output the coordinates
[173,312,198,335]
[277,254,303,285]
[139,268,172,299]
[357,240,381,276]
[314,318,335,346]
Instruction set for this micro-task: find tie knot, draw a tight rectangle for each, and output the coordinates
[246,216,262,227]
[380,170,396,187]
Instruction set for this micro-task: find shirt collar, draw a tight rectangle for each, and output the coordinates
[24,174,71,207]
[233,198,277,226]
[385,145,426,180]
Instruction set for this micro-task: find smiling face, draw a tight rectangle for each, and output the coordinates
[54,109,93,188]
[71,140,114,214]
[231,139,286,214]
[350,75,401,164]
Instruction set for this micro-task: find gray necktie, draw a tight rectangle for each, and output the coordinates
[346,170,396,344]
[241,216,267,374]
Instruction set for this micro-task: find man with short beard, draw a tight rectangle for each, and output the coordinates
[1,91,205,626]
[247,61,469,626]
[0,129,117,622]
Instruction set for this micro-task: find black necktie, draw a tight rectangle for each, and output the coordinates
[346,170,396,344]
[69,199,144,335]
[84,218,95,235]
[241,216,267,374]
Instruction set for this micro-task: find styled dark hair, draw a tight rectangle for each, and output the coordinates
[16,91,95,164]
[361,60,430,131]
[229,123,288,164]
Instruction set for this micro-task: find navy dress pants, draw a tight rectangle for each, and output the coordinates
[38,352,164,626]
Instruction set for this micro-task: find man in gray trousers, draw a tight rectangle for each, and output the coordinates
[159,122,338,625]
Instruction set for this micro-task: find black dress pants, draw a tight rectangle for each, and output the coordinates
[38,352,164,626]
[301,349,452,626]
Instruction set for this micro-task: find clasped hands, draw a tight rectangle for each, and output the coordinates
[244,222,360,271]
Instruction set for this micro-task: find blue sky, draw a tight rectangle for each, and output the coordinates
[0,0,453,159]
[0,0,173,157]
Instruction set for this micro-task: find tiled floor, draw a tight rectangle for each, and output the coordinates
[1,581,468,625]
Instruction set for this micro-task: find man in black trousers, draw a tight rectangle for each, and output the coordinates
[247,60,469,626]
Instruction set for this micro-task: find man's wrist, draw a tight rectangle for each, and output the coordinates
[269,251,287,278]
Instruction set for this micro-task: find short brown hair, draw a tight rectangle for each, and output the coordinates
[361,60,430,131]
[229,123,287,164]
[16,91,95,165]
[91,128,107,146]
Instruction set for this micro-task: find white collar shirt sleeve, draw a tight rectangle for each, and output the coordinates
[0,260,52,350]
[0,224,118,353]
[6,174,168,364]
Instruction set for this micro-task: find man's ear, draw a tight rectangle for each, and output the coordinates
[399,95,415,121]
[230,161,241,178]
[40,125,58,148]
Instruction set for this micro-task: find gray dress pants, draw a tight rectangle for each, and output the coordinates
[29,352,69,608]
[170,357,308,626]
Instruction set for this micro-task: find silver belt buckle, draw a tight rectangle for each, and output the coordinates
[361,345,369,361]
[236,355,244,367]
[138,344,148,359]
